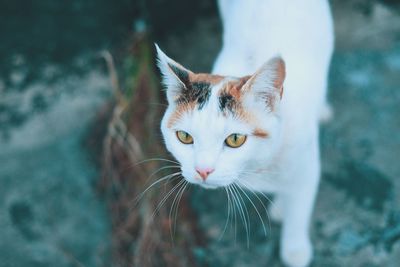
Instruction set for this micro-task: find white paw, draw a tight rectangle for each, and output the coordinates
[281,238,313,267]
[269,202,283,223]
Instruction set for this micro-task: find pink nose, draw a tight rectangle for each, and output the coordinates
[195,167,215,181]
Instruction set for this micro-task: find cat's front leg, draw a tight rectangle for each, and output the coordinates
[279,137,320,267]
[269,194,284,223]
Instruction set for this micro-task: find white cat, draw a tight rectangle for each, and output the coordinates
[157,0,334,266]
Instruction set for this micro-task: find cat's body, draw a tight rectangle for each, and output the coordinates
[157,1,334,266]
[214,0,334,127]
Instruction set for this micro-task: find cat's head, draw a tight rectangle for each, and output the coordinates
[157,45,285,189]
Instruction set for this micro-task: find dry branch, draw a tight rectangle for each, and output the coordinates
[99,34,204,267]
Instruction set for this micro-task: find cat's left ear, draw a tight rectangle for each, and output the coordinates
[155,44,192,103]
[244,56,285,110]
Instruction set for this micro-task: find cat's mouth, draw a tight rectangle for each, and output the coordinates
[181,171,233,189]
[198,182,219,189]
[190,178,232,189]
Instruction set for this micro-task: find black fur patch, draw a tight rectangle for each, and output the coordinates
[219,92,238,113]
[191,82,212,109]
[168,63,212,109]
[176,82,211,110]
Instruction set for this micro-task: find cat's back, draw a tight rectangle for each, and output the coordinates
[214,0,334,77]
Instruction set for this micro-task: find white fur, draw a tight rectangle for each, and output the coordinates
[158,1,334,266]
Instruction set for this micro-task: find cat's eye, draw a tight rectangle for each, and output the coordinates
[176,131,194,144]
[225,133,247,148]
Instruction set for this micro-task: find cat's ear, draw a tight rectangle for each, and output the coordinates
[155,44,192,103]
[244,56,285,110]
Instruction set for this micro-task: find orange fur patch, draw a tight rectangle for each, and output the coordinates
[167,102,196,128]
[221,76,251,98]
[188,73,224,85]
[218,76,252,121]
[274,58,286,99]
[253,128,269,138]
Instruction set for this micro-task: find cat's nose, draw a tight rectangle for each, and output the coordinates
[195,167,215,181]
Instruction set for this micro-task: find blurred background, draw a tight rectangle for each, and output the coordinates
[0,0,399,266]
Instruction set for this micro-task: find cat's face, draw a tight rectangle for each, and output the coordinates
[157,45,285,189]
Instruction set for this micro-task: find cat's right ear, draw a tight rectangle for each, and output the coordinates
[155,44,191,104]
[243,56,285,111]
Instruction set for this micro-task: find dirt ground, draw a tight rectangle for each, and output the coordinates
[0,0,399,266]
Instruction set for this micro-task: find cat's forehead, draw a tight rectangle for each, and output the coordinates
[173,72,224,110]
[167,74,252,128]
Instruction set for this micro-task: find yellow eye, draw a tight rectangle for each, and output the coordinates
[225,133,247,148]
[176,131,194,144]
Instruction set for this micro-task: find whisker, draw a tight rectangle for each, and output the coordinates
[231,184,251,248]
[239,180,275,206]
[173,181,189,236]
[148,165,181,180]
[228,185,249,246]
[133,157,180,166]
[118,156,180,173]
[218,187,232,241]
[169,180,187,242]
[237,180,272,233]
[151,179,186,220]
[130,172,181,209]
[219,170,278,185]
[228,185,237,243]
[234,182,268,237]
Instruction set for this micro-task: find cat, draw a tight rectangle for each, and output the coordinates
[156,0,334,266]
